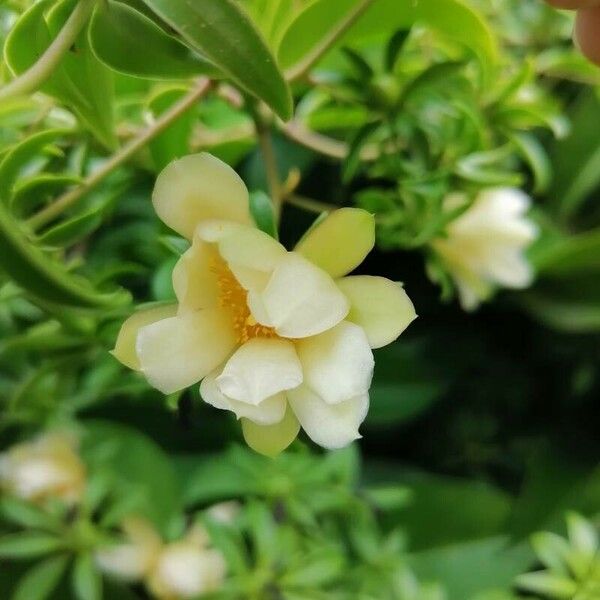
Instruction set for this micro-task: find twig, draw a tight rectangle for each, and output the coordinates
[0,0,96,101]
[28,78,213,230]
[287,194,339,214]
[281,119,380,161]
[251,107,283,219]
[285,0,376,82]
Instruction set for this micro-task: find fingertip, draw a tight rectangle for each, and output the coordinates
[575,7,600,66]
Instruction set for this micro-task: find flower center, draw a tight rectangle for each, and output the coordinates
[211,258,278,343]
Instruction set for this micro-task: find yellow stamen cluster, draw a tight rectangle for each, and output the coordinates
[212,258,278,343]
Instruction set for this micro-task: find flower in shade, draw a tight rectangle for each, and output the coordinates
[113,153,416,456]
[96,519,225,599]
[0,432,85,505]
[431,188,538,311]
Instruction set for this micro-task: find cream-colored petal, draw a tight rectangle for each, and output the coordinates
[219,227,286,273]
[95,518,161,582]
[172,240,220,314]
[216,338,302,405]
[152,153,253,240]
[250,252,349,338]
[136,308,237,394]
[200,370,287,425]
[295,208,375,278]
[112,305,178,370]
[241,406,300,457]
[148,542,226,598]
[218,226,286,291]
[336,276,417,349]
[484,250,534,289]
[296,322,373,405]
[196,219,243,243]
[288,386,369,450]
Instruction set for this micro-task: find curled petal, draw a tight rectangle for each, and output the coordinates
[288,386,369,450]
[296,322,373,405]
[217,226,286,291]
[336,276,417,349]
[112,304,178,370]
[136,308,237,394]
[216,338,302,405]
[295,208,375,278]
[200,370,287,425]
[172,240,220,314]
[153,153,252,240]
[248,253,349,338]
[241,406,300,457]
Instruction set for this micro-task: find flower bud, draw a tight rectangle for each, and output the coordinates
[0,433,85,504]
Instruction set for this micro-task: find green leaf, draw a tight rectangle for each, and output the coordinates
[0,533,64,560]
[342,121,379,183]
[4,0,116,149]
[249,190,278,239]
[72,553,102,600]
[279,0,497,76]
[384,28,411,73]
[0,129,70,201]
[409,537,532,600]
[12,174,83,219]
[0,201,131,308]
[0,498,58,531]
[509,132,551,195]
[89,1,218,80]
[139,0,293,119]
[83,421,182,534]
[148,87,196,171]
[551,89,600,220]
[37,208,104,247]
[11,555,69,600]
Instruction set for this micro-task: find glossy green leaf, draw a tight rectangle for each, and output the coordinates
[0,201,130,308]
[4,0,116,149]
[72,553,102,600]
[12,555,69,600]
[279,0,497,75]
[249,190,278,239]
[89,1,218,80]
[139,0,293,119]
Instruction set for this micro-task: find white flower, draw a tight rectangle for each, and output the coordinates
[96,519,226,600]
[431,188,539,311]
[113,153,416,456]
[95,517,162,582]
[0,432,85,504]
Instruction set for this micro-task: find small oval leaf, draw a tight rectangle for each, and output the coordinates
[89,1,218,80]
[139,0,293,119]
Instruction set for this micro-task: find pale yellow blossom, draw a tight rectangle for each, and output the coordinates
[432,188,538,311]
[113,153,416,455]
[0,432,85,505]
[96,519,225,600]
